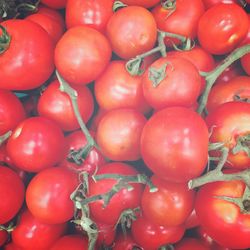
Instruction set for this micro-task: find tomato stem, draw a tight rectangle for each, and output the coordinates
[0,25,11,54]
[197,44,250,114]
[112,0,128,12]
[0,130,11,146]
[231,134,250,157]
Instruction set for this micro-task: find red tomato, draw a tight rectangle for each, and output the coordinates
[197,3,249,55]
[89,108,107,132]
[88,162,144,225]
[113,232,141,250]
[40,0,67,9]
[141,107,209,183]
[37,80,94,131]
[95,221,116,248]
[195,180,250,249]
[96,108,147,161]
[55,26,112,85]
[6,117,66,172]
[26,167,79,224]
[141,175,195,227]
[185,208,200,229]
[121,0,160,8]
[174,238,210,250]
[0,229,8,247]
[0,166,25,224]
[202,0,238,9]
[94,60,151,114]
[12,209,66,249]
[66,0,114,33]
[4,243,23,250]
[206,102,250,169]
[0,90,26,136]
[106,6,157,59]
[0,19,54,90]
[142,56,202,110]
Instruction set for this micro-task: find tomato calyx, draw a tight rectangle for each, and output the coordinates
[112,1,128,12]
[0,131,12,146]
[0,25,11,54]
[232,134,250,157]
[161,0,176,12]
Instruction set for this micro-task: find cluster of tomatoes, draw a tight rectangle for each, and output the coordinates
[0,0,250,249]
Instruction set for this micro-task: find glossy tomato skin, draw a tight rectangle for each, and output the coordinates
[202,0,238,9]
[12,209,66,249]
[174,238,210,250]
[113,232,141,250]
[141,175,195,227]
[55,26,112,85]
[195,180,250,249]
[66,0,114,33]
[0,166,25,224]
[26,167,79,224]
[0,19,54,90]
[40,0,67,9]
[96,108,147,161]
[6,117,66,172]
[0,90,26,136]
[206,102,250,169]
[0,229,8,247]
[94,60,151,114]
[141,107,209,183]
[88,162,144,225]
[198,3,249,55]
[142,56,201,110]
[106,6,157,59]
[37,80,94,131]
[122,0,160,8]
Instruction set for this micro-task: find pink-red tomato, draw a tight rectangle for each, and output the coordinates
[174,238,210,250]
[113,232,142,250]
[185,208,200,229]
[40,0,67,9]
[106,6,157,59]
[202,0,238,9]
[0,229,8,247]
[121,0,160,8]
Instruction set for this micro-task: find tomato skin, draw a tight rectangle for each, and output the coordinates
[12,209,66,249]
[198,3,249,55]
[0,229,8,246]
[106,6,157,59]
[40,0,67,9]
[26,167,79,224]
[141,107,209,183]
[185,208,200,229]
[55,26,111,85]
[6,117,66,172]
[0,19,54,90]
[0,166,25,224]
[0,90,26,136]
[174,238,210,250]
[206,102,250,169]
[122,0,160,8]
[37,80,94,131]
[195,180,250,249]
[66,0,114,33]
[142,56,202,110]
[202,0,238,9]
[113,232,141,250]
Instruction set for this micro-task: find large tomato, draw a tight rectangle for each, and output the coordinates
[0,19,54,90]
[121,0,160,8]
[40,0,67,9]
[141,107,209,183]
[202,0,238,9]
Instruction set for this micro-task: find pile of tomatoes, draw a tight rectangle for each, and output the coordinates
[0,0,250,249]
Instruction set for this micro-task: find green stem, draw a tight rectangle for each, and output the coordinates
[197,44,250,114]
[0,130,11,146]
[0,25,11,54]
[113,0,128,12]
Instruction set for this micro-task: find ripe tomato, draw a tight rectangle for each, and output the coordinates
[202,0,238,9]
[0,166,25,224]
[0,229,8,247]
[197,3,249,55]
[6,117,66,172]
[4,242,23,250]
[37,80,94,131]
[96,108,147,161]
[88,162,144,225]
[55,26,112,85]
[106,6,157,59]
[94,60,151,114]
[66,0,114,33]
[206,102,250,169]
[12,209,66,249]
[40,0,67,9]
[121,0,160,8]
[0,19,54,90]
[0,90,26,136]
[142,56,201,110]
[185,208,200,229]
[113,232,141,250]
[26,167,79,224]
[174,238,210,250]
[141,107,209,183]
[95,221,116,248]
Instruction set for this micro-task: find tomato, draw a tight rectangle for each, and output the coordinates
[152,0,205,46]
[185,208,200,229]
[131,214,185,250]
[37,80,94,131]
[174,238,210,250]
[142,56,202,110]
[89,108,107,132]
[195,180,250,249]
[141,175,195,227]
[4,243,23,250]
[94,60,151,114]
[207,76,250,113]
[6,117,66,172]
[55,26,112,85]
[95,221,116,248]
[113,232,142,250]
[0,166,25,224]
[50,235,89,250]
[88,162,144,225]
[121,0,160,8]
[26,167,79,224]
[0,90,26,136]
[202,0,238,9]
[66,0,114,33]
[0,19,54,90]
[106,6,157,59]
[206,102,250,169]
[141,107,209,183]
[12,209,66,249]
[0,229,8,247]
[197,3,249,55]
[96,108,147,161]
[40,0,67,9]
